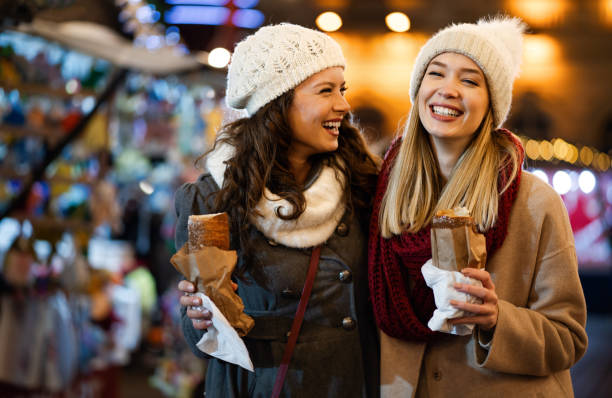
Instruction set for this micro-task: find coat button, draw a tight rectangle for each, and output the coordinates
[335,222,349,237]
[433,371,442,381]
[338,270,352,283]
[267,239,278,246]
[341,317,356,331]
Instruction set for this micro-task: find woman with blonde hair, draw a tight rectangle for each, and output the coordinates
[369,17,587,397]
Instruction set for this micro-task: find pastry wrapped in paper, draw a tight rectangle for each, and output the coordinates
[431,207,486,271]
[170,213,254,336]
[423,207,487,335]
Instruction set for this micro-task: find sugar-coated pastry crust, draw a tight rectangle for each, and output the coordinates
[188,212,230,251]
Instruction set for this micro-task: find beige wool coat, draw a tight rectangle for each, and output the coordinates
[380,172,588,398]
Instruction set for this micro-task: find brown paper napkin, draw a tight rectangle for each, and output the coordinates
[431,207,487,271]
[170,244,254,336]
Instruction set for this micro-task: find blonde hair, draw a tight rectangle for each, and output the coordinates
[379,100,521,238]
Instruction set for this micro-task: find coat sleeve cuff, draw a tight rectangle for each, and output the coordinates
[476,326,494,350]
[181,303,210,359]
[474,299,510,366]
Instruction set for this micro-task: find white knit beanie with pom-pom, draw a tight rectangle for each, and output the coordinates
[226,23,346,116]
[409,16,527,128]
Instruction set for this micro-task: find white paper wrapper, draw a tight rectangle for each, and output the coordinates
[421,259,483,336]
[194,292,254,372]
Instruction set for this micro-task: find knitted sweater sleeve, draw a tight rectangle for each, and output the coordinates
[474,178,588,376]
[174,175,218,359]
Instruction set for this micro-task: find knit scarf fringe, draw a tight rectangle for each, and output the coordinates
[368,129,524,341]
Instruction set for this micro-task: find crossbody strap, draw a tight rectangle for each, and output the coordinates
[270,245,322,398]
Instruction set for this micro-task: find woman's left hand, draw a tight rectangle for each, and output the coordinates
[449,268,499,331]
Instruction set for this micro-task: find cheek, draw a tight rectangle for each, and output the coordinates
[417,96,429,115]
[467,96,488,124]
[292,103,317,125]
[474,91,489,118]
[417,84,435,110]
[288,103,307,131]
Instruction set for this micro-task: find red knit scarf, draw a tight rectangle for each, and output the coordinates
[368,129,524,341]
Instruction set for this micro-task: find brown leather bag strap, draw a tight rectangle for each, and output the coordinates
[270,245,322,398]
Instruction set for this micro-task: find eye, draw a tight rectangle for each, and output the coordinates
[463,79,479,86]
[340,86,348,95]
[319,87,332,94]
[427,71,443,77]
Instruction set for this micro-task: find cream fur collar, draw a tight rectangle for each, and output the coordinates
[205,143,346,248]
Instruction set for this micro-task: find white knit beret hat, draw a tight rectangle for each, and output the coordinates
[409,16,526,128]
[226,23,346,116]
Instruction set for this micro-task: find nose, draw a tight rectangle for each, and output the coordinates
[334,92,350,114]
[437,79,460,99]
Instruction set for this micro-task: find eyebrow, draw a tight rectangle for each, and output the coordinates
[312,81,347,88]
[429,61,483,76]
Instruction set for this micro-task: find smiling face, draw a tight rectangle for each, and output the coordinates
[417,52,490,149]
[287,66,350,161]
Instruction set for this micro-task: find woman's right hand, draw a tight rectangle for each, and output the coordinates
[178,280,213,330]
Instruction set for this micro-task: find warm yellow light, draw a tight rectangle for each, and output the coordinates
[580,147,594,166]
[524,36,558,65]
[552,138,568,160]
[601,0,612,25]
[520,35,562,84]
[507,0,569,27]
[539,141,554,161]
[316,11,342,32]
[385,12,411,33]
[525,139,540,160]
[565,144,578,164]
[596,153,611,171]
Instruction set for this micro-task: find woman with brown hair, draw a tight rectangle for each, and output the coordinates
[369,17,587,397]
[175,23,379,397]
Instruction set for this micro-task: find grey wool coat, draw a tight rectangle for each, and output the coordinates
[174,172,379,398]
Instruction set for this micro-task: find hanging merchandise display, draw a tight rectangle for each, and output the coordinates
[1,8,229,394]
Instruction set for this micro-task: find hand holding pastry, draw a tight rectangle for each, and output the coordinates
[178,280,213,330]
[449,267,499,331]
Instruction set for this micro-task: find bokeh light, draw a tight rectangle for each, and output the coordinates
[207,47,231,68]
[385,12,411,32]
[552,170,571,195]
[578,170,596,194]
[316,12,342,32]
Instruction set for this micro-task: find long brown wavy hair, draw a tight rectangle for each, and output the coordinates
[203,90,380,275]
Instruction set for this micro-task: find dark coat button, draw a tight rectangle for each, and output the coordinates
[341,317,356,330]
[338,270,352,283]
[281,288,300,299]
[335,222,349,236]
[433,371,442,381]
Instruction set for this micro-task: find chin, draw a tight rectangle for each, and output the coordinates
[425,124,460,138]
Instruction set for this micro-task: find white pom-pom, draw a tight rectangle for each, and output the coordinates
[477,16,527,78]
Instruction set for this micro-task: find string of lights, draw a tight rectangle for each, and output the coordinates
[520,136,612,172]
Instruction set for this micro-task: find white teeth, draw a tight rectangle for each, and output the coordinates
[323,121,341,129]
[432,106,461,117]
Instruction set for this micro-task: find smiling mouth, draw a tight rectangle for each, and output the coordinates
[322,121,341,135]
[430,105,463,118]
